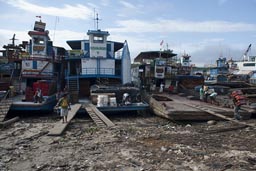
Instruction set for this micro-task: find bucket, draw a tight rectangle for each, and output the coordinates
[97,95,108,107]
[109,97,117,107]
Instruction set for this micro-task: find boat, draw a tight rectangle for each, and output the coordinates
[9,93,57,113]
[63,14,148,113]
[65,16,131,99]
[1,18,66,113]
[149,94,251,121]
[90,85,149,113]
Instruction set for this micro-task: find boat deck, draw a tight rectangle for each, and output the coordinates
[150,94,251,121]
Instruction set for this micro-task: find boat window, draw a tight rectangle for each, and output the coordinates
[243,63,255,67]
[33,37,45,45]
[93,36,104,43]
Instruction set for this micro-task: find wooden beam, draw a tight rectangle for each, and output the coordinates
[0,116,19,128]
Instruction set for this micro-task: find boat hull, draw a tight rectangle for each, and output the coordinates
[96,102,149,112]
[9,94,57,113]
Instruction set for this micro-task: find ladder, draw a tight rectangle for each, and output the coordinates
[68,78,79,92]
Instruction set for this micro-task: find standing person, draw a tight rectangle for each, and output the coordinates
[34,88,42,103]
[56,93,71,123]
[231,90,247,120]
[159,82,164,93]
[209,90,218,104]
[203,85,209,102]
[168,84,174,94]
[199,85,204,101]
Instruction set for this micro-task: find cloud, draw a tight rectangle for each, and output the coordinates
[109,19,256,33]
[0,29,30,47]
[119,1,138,9]
[5,0,93,20]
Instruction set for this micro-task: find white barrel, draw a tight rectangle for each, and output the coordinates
[97,95,108,107]
[109,97,117,107]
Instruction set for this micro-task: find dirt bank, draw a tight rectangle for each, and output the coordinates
[0,113,256,171]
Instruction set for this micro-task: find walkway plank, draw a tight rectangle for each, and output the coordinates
[48,104,81,136]
[84,104,115,127]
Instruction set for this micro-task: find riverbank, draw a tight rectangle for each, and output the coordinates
[0,112,256,170]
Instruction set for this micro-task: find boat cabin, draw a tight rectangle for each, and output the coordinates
[65,27,131,100]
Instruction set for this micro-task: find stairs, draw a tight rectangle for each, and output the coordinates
[68,78,79,92]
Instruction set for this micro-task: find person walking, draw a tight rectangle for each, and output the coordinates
[56,93,71,123]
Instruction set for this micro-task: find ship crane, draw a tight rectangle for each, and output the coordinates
[243,44,251,61]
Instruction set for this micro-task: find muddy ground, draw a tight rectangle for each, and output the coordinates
[0,112,256,171]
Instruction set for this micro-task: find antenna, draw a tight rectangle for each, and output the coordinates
[94,13,101,30]
[53,16,59,42]
[36,16,42,22]
[10,34,18,46]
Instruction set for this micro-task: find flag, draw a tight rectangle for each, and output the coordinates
[160,40,164,46]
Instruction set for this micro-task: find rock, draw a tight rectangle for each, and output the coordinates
[207,120,217,125]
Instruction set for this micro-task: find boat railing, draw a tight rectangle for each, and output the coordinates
[80,68,121,76]
[21,69,58,78]
[15,54,65,62]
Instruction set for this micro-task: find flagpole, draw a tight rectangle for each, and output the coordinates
[160,40,164,58]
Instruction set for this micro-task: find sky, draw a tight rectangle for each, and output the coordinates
[0,0,256,66]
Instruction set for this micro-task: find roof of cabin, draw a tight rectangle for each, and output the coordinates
[66,40,124,52]
[87,30,110,36]
[28,31,50,40]
[134,50,177,63]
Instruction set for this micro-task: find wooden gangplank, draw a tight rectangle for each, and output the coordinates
[85,104,114,128]
[48,104,81,136]
[0,99,12,122]
[185,103,256,128]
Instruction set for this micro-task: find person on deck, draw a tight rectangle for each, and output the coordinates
[34,88,43,103]
[231,90,247,120]
[56,93,71,123]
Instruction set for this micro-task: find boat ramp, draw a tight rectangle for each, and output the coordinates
[48,103,115,136]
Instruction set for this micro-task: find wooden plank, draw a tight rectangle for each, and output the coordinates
[89,104,115,127]
[48,104,81,136]
[0,117,19,128]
